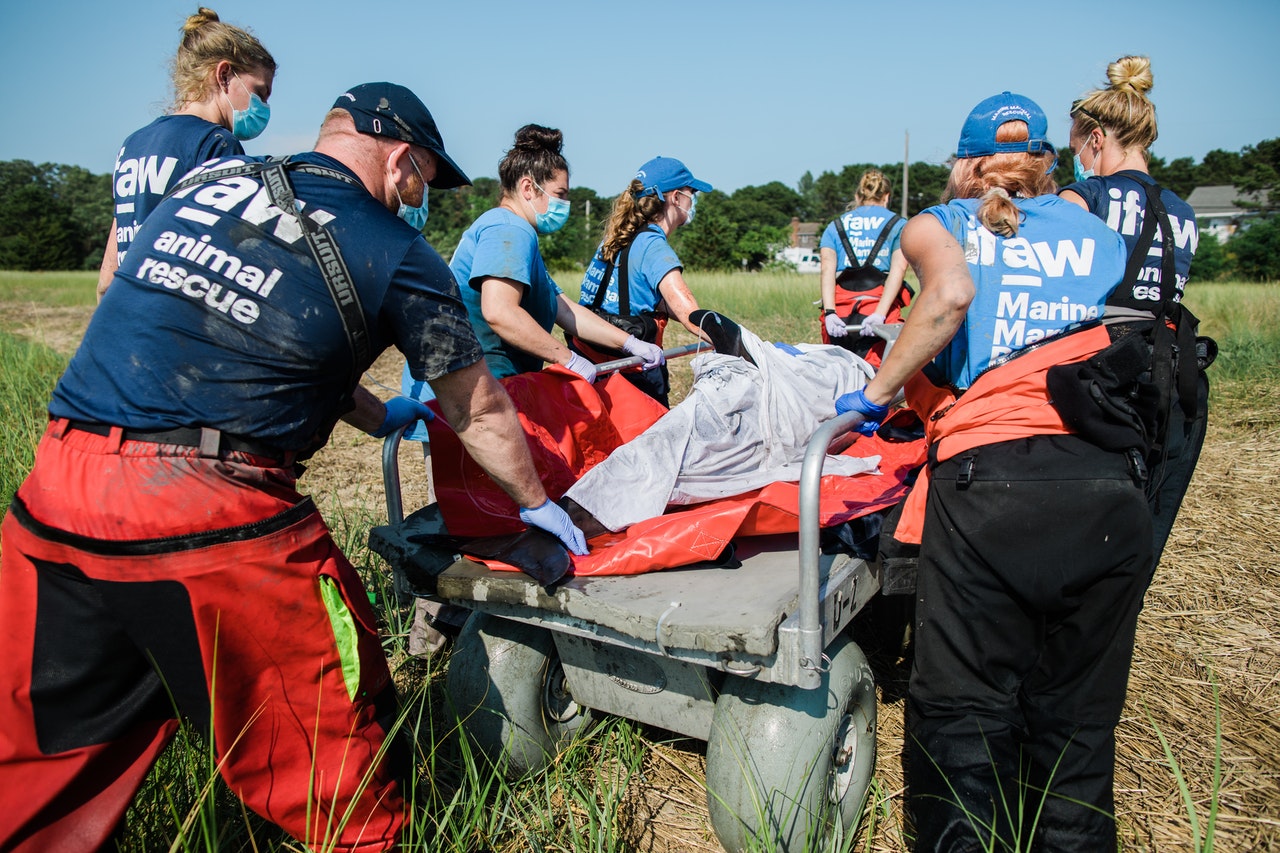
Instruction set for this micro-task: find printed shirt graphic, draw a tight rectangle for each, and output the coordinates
[819,205,904,272]
[579,225,682,315]
[110,115,243,264]
[1062,170,1198,311]
[451,207,562,378]
[925,195,1128,390]
[52,152,481,450]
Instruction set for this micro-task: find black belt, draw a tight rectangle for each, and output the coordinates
[62,420,294,466]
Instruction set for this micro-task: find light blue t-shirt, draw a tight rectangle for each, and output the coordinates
[400,207,560,441]
[923,195,1128,390]
[819,205,904,273]
[452,207,562,378]
[579,225,681,315]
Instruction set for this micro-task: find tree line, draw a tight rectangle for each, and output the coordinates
[1,138,1276,280]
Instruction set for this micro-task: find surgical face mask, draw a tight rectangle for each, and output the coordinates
[530,182,571,234]
[1072,152,1095,183]
[227,73,270,140]
[394,153,429,231]
[675,190,697,225]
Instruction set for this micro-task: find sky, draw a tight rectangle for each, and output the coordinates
[2,0,1277,197]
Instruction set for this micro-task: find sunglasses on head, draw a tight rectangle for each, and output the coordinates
[1070,100,1108,134]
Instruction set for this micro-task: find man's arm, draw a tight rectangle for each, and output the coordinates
[341,384,387,433]
[97,218,119,302]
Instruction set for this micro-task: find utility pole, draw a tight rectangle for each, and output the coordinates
[902,130,910,218]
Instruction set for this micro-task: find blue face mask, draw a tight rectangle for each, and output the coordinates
[228,74,270,141]
[395,154,429,231]
[532,183,571,234]
[1072,152,1095,183]
[675,190,698,225]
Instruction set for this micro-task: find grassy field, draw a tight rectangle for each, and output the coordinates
[1,270,1278,852]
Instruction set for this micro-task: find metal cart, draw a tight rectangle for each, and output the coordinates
[370,409,889,852]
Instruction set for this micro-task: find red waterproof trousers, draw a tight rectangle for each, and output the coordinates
[0,422,405,852]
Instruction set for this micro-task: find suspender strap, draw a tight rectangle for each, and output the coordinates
[167,158,370,392]
[1120,178,1177,302]
[590,239,636,316]
[1124,178,1197,418]
[833,213,901,271]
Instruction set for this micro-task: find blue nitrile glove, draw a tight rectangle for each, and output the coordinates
[519,499,588,555]
[773,342,804,356]
[834,388,890,436]
[824,312,848,338]
[860,313,886,337]
[373,396,435,438]
[564,352,598,383]
[622,335,665,369]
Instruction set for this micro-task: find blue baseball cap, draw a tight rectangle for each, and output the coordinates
[634,156,713,196]
[956,92,1054,159]
[332,82,471,189]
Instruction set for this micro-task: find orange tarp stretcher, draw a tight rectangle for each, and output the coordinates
[425,367,926,577]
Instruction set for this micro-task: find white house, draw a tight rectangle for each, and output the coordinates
[1186,185,1267,242]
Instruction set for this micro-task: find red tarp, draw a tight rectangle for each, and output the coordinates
[425,367,926,576]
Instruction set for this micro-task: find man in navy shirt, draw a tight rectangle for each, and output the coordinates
[0,82,584,852]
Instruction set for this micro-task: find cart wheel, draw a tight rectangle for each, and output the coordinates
[706,633,876,852]
[446,612,593,777]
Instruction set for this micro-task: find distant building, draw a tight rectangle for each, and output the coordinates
[790,217,821,250]
[777,217,822,273]
[1186,185,1268,241]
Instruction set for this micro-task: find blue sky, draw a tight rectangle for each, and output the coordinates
[2,0,1276,196]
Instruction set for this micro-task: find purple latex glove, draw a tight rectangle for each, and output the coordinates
[621,335,665,369]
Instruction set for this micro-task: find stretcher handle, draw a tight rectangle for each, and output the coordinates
[382,424,408,524]
[592,341,711,376]
[847,321,903,341]
[796,409,867,685]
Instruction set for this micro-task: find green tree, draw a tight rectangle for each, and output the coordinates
[1236,138,1280,212]
[1198,149,1243,186]
[1229,215,1280,281]
[0,183,79,270]
[0,159,112,270]
[1150,156,1199,199]
[735,224,791,270]
[670,190,737,270]
[1189,231,1229,281]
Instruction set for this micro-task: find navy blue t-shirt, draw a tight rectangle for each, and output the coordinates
[111,115,243,265]
[1061,170,1198,311]
[52,153,482,451]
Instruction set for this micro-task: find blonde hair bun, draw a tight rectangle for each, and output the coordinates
[1107,55,1154,97]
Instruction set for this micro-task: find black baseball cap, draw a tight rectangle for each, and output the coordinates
[332,82,470,188]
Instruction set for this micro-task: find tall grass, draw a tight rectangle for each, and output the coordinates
[0,332,65,507]
[0,269,100,307]
[1182,282,1280,389]
[1,272,1276,851]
